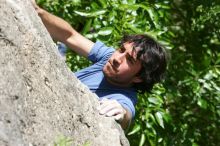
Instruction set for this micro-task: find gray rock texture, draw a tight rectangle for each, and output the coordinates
[0,0,129,145]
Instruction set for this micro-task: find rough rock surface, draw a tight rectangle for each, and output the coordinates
[0,0,129,145]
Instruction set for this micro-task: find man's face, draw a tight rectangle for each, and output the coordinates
[103,42,142,87]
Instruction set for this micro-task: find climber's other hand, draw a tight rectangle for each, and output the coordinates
[98,98,126,123]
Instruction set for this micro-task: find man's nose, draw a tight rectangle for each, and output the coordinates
[113,53,125,67]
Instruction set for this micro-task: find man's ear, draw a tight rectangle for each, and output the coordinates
[132,76,143,83]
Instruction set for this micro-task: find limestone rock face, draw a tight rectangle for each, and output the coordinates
[0,0,129,145]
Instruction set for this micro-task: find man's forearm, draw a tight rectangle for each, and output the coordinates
[33,4,94,57]
[35,6,75,43]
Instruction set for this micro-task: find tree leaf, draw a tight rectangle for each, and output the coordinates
[98,27,113,36]
[148,97,162,105]
[81,19,92,35]
[197,98,208,109]
[128,124,141,135]
[74,10,107,17]
[139,133,146,146]
[155,112,165,128]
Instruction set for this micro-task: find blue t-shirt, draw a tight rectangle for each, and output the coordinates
[75,41,137,118]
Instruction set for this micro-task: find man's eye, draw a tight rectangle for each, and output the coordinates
[119,47,125,53]
[126,55,135,64]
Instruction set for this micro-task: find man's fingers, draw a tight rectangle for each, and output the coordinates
[99,103,116,115]
[31,0,37,7]
[113,114,123,122]
[98,100,120,113]
[31,0,42,13]
[99,99,118,106]
[97,98,108,110]
[98,99,126,123]
[99,98,109,103]
[105,108,123,117]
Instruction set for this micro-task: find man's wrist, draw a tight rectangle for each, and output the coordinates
[120,108,132,130]
[35,6,44,16]
[117,108,126,123]
[32,1,44,16]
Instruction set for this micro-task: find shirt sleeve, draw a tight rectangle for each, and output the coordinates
[88,41,114,63]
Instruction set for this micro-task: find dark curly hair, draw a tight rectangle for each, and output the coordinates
[120,34,167,93]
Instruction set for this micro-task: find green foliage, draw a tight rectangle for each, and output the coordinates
[54,135,73,146]
[54,135,90,146]
[38,0,220,145]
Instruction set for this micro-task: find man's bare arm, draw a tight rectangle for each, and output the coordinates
[32,1,94,57]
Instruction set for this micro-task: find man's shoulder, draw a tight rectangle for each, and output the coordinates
[88,41,115,63]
